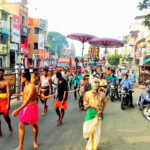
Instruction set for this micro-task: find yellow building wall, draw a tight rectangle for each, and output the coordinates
[1,3,28,26]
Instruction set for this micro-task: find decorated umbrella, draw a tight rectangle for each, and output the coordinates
[89,38,124,55]
[67,33,95,57]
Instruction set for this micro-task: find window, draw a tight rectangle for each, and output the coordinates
[34,43,38,49]
[34,28,40,34]
[1,11,8,21]
[0,35,8,44]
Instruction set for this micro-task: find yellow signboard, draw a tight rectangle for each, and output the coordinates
[0,44,7,54]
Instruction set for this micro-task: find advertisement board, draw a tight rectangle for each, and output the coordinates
[39,19,47,30]
[0,44,7,54]
[11,15,21,43]
[4,0,27,4]
[0,20,10,35]
[38,34,45,50]
[10,43,18,51]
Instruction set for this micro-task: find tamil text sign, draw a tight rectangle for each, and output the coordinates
[11,15,20,43]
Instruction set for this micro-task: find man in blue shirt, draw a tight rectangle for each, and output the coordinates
[128,70,136,84]
[73,70,82,100]
[121,74,134,108]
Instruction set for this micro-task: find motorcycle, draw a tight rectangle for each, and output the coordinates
[109,83,119,102]
[138,87,150,121]
[120,87,133,110]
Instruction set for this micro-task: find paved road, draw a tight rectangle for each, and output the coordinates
[0,87,150,150]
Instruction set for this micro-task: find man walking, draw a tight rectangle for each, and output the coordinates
[12,69,39,150]
[83,78,107,150]
[39,68,53,116]
[55,72,68,126]
[0,69,13,136]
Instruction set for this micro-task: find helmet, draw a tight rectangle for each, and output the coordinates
[146,85,150,93]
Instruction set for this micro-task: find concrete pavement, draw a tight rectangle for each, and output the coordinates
[0,87,150,150]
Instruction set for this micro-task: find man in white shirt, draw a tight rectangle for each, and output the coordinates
[52,70,58,99]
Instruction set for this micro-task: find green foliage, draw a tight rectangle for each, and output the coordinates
[107,55,123,66]
[138,0,150,28]
[138,0,150,10]
[144,14,150,29]
[47,32,68,57]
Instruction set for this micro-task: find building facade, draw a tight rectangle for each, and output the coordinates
[0,7,11,68]
[28,17,49,68]
[2,2,29,68]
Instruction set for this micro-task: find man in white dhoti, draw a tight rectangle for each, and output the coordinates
[83,78,107,150]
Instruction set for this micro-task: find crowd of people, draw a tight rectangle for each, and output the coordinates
[0,63,137,150]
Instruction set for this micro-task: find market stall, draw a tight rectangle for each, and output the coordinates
[139,58,150,85]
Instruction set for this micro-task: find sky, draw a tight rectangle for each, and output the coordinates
[27,0,143,56]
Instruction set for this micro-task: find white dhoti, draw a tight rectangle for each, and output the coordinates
[83,116,101,150]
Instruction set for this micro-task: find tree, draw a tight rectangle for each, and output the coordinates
[107,55,122,66]
[138,0,150,28]
[138,0,150,10]
[47,32,68,57]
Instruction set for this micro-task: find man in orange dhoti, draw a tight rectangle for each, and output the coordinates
[12,69,39,150]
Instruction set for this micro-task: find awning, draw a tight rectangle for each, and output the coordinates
[143,58,150,65]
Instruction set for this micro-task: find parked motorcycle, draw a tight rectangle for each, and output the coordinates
[120,87,133,110]
[138,86,150,121]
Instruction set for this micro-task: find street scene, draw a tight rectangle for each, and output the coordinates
[0,86,150,150]
[1,0,150,150]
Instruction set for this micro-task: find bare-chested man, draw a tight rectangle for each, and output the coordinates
[39,68,53,116]
[0,69,13,136]
[12,69,39,150]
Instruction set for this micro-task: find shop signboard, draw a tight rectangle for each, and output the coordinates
[11,15,21,43]
[38,34,45,49]
[0,44,7,54]
[10,43,18,51]
[6,0,27,4]
[39,19,47,30]
[0,20,10,35]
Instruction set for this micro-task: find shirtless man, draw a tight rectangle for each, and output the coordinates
[79,75,89,110]
[0,69,13,136]
[39,68,53,116]
[12,69,39,150]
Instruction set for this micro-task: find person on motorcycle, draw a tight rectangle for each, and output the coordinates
[105,67,112,81]
[99,73,107,94]
[138,85,150,106]
[109,70,118,86]
[120,74,134,108]
[107,70,119,97]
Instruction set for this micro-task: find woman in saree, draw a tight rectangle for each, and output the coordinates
[83,78,107,150]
